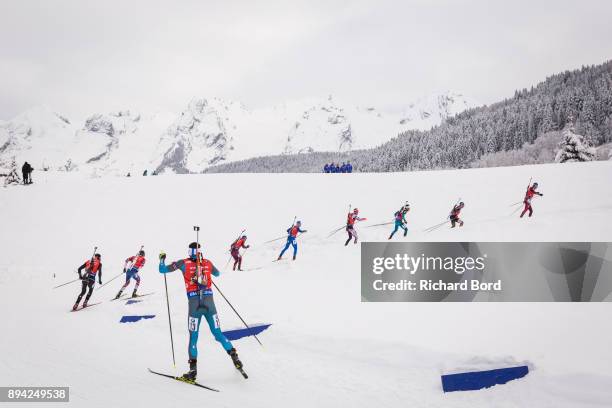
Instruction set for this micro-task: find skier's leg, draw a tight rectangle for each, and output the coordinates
[345,228,352,246]
[132,273,140,296]
[75,280,87,306]
[237,256,243,271]
[353,228,358,244]
[402,223,408,236]
[116,270,131,298]
[83,279,94,305]
[528,204,533,217]
[520,202,529,218]
[187,297,202,361]
[232,251,239,270]
[292,240,298,260]
[202,297,233,351]
[389,222,399,239]
[279,239,291,258]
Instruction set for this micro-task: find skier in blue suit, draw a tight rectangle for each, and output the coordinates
[277,221,307,261]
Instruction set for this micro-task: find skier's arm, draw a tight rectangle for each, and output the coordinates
[98,264,102,284]
[77,262,87,279]
[298,228,307,233]
[211,264,221,277]
[158,254,185,274]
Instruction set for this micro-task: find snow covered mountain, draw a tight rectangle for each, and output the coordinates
[0,92,480,175]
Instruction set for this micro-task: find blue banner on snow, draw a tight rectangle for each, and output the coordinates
[120,315,156,323]
[222,324,271,340]
[441,365,529,392]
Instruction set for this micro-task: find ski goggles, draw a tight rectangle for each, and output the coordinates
[189,247,201,259]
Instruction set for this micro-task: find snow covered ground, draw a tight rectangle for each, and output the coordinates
[1,161,611,407]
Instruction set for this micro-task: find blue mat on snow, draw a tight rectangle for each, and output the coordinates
[222,324,271,340]
[441,365,529,392]
[120,315,156,323]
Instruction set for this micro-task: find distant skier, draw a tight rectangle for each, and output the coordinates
[278,220,307,260]
[230,235,250,271]
[115,249,146,299]
[345,208,366,245]
[450,202,465,228]
[520,182,544,218]
[388,203,410,239]
[159,242,244,381]
[72,253,103,311]
[324,164,330,173]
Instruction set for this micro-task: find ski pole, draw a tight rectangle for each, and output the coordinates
[53,277,81,289]
[424,219,449,232]
[326,225,346,238]
[212,281,263,346]
[97,270,125,290]
[163,272,176,368]
[263,236,285,244]
[365,221,394,228]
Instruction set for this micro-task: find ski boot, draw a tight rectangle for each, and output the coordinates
[403,229,408,237]
[72,302,79,311]
[228,348,248,378]
[292,254,296,261]
[82,300,88,308]
[182,359,197,382]
[277,255,282,261]
[131,289,138,298]
[114,290,123,300]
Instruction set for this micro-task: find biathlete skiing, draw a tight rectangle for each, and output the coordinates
[450,201,465,228]
[72,253,102,311]
[520,182,544,218]
[388,203,410,239]
[115,249,146,299]
[158,242,244,381]
[230,235,250,271]
[277,220,307,261]
[345,208,366,245]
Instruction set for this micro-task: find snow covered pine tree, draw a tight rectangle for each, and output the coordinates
[3,157,22,187]
[555,123,596,163]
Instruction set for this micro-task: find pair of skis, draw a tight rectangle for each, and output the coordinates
[148,364,248,392]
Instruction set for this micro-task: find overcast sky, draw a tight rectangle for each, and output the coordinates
[1,0,611,120]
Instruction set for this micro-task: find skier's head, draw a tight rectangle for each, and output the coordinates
[139,250,145,256]
[188,242,201,261]
[353,208,359,214]
[404,203,410,210]
[459,202,465,207]
[241,235,247,240]
[94,253,101,260]
[533,182,538,188]
[296,220,302,226]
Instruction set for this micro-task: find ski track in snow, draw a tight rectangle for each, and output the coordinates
[1,161,612,407]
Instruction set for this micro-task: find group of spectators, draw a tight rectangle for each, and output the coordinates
[21,161,33,184]
[323,162,353,173]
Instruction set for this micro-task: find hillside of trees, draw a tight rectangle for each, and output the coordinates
[207,61,612,173]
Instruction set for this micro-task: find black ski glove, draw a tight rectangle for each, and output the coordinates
[540,193,544,196]
[245,245,250,249]
[123,268,127,273]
